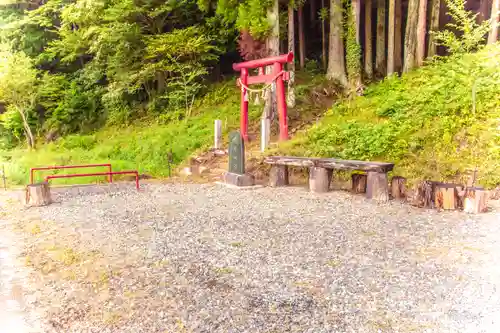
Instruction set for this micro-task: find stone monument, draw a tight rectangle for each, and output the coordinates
[222,131,255,186]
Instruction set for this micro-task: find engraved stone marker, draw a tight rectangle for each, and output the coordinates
[228,131,245,175]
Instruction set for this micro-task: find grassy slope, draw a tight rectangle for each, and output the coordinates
[1,81,262,185]
[281,45,500,187]
[3,48,499,188]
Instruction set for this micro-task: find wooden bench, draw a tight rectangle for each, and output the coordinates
[264,156,395,201]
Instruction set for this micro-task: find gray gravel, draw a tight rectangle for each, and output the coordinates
[3,183,500,332]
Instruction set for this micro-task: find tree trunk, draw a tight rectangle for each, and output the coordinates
[287,2,296,107]
[347,0,362,88]
[488,0,500,44]
[394,0,402,71]
[387,0,396,74]
[25,182,52,206]
[352,0,361,43]
[364,0,374,79]
[321,0,327,70]
[375,0,386,77]
[427,0,440,57]
[352,173,367,193]
[416,0,427,66]
[327,0,347,85]
[404,0,419,72]
[264,0,280,120]
[298,4,306,69]
[17,108,35,149]
[310,0,316,24]
[478,0,489,23]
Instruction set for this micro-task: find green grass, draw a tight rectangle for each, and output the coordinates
[280,45,500,188]
[1,81,261,186]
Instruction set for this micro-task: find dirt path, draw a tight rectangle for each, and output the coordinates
[1,184,500,332]
[0,216,44,332]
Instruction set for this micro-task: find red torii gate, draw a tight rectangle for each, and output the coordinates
[232,52,294,142]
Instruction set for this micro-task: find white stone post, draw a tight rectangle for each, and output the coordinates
[214,119,222,149]
[261,118,271,152]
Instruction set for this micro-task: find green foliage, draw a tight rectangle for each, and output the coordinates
[432,0,491,54]
[318,7,328,22]
[1,81,262,185]
[0,47,38,146]
[0,0,241,143]
[283,45,500,187]
[236,0,272,38]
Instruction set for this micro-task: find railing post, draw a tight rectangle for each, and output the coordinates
[108,164,113,183]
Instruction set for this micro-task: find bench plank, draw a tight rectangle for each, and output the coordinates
[264,156,394,173]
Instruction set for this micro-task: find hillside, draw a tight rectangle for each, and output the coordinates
[280,45,500,188]
[2,46,500,188]
[0,74,333,185]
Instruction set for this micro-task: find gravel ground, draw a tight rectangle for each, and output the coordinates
[1,182,500,333]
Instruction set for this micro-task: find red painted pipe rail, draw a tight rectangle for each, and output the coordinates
[45,171,140,190]
[30,164,112,184]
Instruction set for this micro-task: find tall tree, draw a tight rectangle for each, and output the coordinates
[427,0,440,57]
[352,0,361,42]
[310,0,316,23]
[264,0,280,120]
[320,0,328,70]
[364,0,373,78]
[387,0,395,74]
[0,49,37,148]
[416,0,428,65]
[298,2,305,69]
[346,0,362,88]
[404,0,419,72]
[488,0,500,44]
[327,0,347,85]
[375,0,386,76]
[287,1,296,107]
[394,0,403,70]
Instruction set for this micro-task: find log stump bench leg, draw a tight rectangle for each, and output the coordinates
[351,174,367,193]
[269,165,289,187]
[366,172,389,202]
[309,167,333,193]
[25,182,52,206]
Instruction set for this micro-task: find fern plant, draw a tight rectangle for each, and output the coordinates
[432,0,491,54]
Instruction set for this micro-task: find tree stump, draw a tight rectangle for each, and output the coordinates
[25,182,52,206]
[434,183,461,210]
[414,180,439,208]
[464,187,488,214]
[366,172,389,202]
[391,176,406,199]
[351,174,367,193]
[490,186,500,200]
[309,167,333,193]
[269,165,289,187]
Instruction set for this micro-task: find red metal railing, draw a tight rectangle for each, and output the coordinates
[45,171,140,190]
[30,164,112,184]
